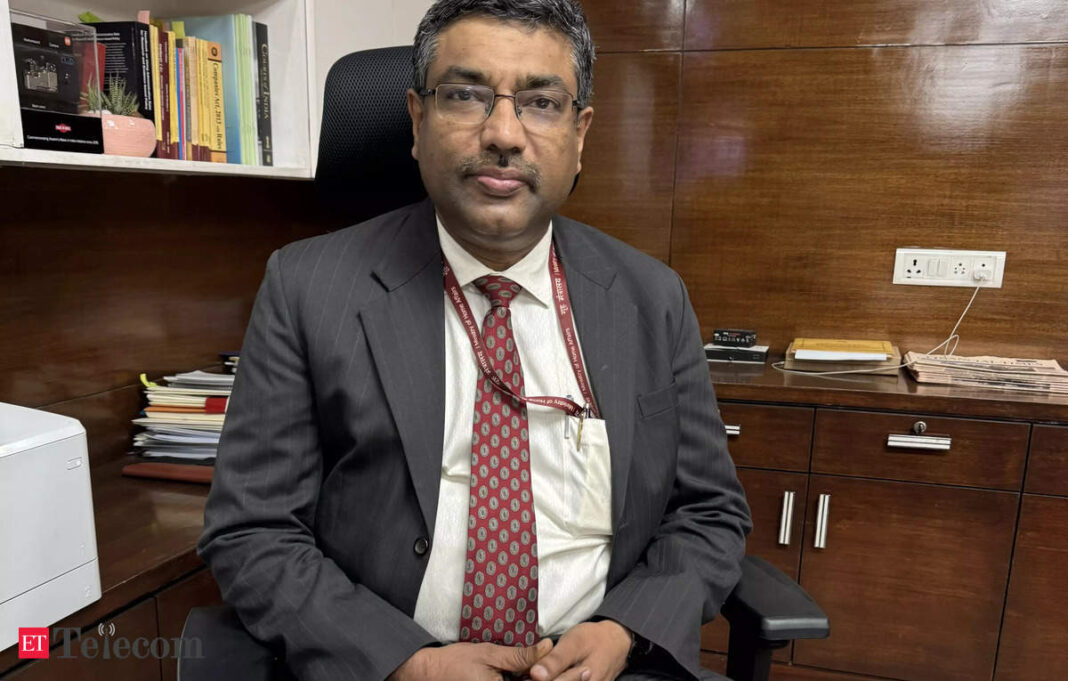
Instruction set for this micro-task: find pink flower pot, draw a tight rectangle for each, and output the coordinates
[101,113,157,157]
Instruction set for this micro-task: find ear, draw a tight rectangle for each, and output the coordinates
[407,88,425,160]
[573,105,594,174]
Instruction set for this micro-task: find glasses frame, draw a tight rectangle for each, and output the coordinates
[418,83,582,128]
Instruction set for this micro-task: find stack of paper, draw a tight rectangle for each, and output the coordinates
[785,339,902,374]
[132,369,234,463]
[904,352,1068,394]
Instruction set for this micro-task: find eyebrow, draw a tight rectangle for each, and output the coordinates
[435,66,570,91]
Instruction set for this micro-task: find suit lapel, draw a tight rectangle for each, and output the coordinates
[553,217,637,532]
[360,199,446,536]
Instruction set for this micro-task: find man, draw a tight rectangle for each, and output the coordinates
[197,1,751,680]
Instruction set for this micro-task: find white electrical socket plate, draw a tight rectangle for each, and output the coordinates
[893,248,1006,288]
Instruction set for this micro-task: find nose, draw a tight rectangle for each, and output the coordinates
[479,94,527,156]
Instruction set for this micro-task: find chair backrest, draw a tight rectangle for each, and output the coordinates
[315,45,426,225]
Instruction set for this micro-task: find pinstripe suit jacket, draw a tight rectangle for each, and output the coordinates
[197,199,752,681]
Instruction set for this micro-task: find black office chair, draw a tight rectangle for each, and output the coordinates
[179,46,829,681]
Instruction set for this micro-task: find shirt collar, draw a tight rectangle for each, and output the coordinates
[436,214,554,307]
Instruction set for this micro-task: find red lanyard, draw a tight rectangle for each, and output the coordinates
[442,244,600,419]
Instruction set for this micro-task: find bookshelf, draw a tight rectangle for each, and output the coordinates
[0,0,433,179]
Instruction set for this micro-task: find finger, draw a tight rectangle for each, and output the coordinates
[552,665,593,681]
[490,638,554,673]
[529,638,585,681]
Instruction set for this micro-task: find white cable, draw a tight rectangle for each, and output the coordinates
[771,280,986,377]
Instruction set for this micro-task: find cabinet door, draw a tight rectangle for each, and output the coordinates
[995,495,1068,681]
[1025,425,1068,496]
[794,475,1017,681]
[701,468,808,659]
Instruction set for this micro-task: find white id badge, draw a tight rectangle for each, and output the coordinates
[564,417,613,537]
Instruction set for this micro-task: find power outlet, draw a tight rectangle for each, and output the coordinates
[893,248,1005,288]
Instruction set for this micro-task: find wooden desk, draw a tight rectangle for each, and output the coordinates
[5,366,1065,680]
[0,457,219,679]
[701,363,1068,681]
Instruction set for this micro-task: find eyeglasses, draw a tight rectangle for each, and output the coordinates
[418,83,580,131]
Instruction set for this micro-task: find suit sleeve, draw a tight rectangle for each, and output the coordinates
[591,272,753,680]
[197,249,438,681]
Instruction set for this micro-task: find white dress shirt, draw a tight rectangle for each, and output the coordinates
[412,217,613,641]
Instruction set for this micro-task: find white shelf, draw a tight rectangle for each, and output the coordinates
[1,0,434,178]
[0,144,311,176]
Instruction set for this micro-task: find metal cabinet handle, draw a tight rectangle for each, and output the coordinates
[887,434,952,451]
[724,424,741,437]
[814,494,830,549]
[778,491,796,546]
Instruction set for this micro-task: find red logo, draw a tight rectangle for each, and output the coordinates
[55,124,72,133]
[18,628,49,659]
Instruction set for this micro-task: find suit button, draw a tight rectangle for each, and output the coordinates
[414,537,429,556]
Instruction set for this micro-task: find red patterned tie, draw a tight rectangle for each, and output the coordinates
[459,275,539,646]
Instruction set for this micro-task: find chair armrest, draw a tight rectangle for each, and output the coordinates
[721,555,830,643]
[178,605,287,681]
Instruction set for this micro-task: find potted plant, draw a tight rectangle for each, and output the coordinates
[85,75,156,157]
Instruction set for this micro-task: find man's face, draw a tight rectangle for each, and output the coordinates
[407,16,594,253]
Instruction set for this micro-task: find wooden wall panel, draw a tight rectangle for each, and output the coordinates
[0,167,328,408]
[582,0,684,52]
[671,47,1068,361]
[685,0,1068,50]
[44,385,143,466]
[563,53,680,263]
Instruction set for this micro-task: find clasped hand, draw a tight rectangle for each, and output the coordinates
[390,620,632,681]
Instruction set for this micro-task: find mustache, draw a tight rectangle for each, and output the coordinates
[458,153,541,191]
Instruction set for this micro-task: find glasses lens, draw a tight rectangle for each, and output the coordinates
[435,84,493,122]
[516,90,572,128]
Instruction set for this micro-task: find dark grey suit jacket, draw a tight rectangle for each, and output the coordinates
[198,199,752,681]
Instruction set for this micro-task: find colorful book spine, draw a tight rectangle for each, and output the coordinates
[204,41,226,163]
[157,29,172,158]
[170,16,241,163]
[167,29,178,159]
[176,45,185,159]
[149,23,161,157]
[254,21,272,166]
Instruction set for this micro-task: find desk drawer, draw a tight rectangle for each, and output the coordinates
[1026,425,1068,497]
[813,409,1028,489]
[719,402,813,471]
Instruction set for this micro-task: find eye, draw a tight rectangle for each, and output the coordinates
[531,97,559,110]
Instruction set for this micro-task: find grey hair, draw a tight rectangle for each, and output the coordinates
[412,0,595,107]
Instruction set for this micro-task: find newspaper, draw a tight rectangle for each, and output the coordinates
[905,352,1068,394]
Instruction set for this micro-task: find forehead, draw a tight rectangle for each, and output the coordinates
[429,15,577,90]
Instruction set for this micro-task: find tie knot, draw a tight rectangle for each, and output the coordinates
[474,275,522,309]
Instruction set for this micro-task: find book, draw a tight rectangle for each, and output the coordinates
[791,338,893,362]
[176,44,185,158]
[254,21,272,166]
[196,37,211,161]
[166,29,178,158]
[148,23,161,156]
[156,28,173,158]
[203,40,226,162]
[238,13,258,165]
[170,15,243,163]
[85,21,155,122]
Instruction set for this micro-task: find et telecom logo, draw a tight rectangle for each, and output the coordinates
[17,628,49,659]
[18,622,202,661]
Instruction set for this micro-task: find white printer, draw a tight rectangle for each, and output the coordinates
[0,402,101,651]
